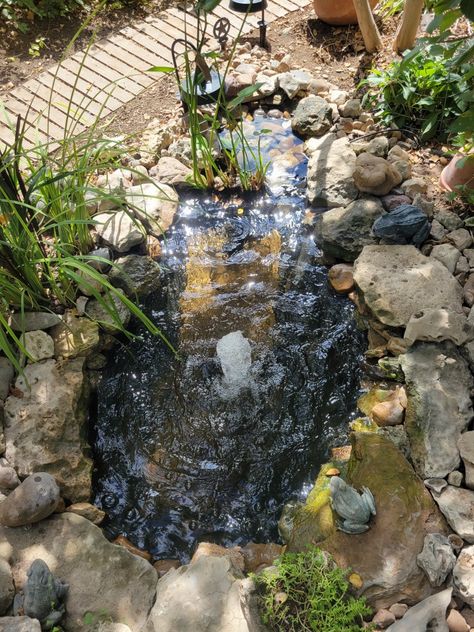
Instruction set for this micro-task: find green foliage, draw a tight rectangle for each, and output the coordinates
[375,0,404,19]
[253,548,372,632]
[362,44,473,139]
[0,0,87,30]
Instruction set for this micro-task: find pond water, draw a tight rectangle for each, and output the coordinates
[92,115,366,561]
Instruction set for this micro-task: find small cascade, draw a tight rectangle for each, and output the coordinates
[216,331,252,395]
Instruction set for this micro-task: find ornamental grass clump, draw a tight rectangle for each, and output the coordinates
[253,548,371,632]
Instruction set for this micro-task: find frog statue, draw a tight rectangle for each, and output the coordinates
[329,476,376,535]
[14,559,68,630]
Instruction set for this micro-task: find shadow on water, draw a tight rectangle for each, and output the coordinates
[91,115,366,561]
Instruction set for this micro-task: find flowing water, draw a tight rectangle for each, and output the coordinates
[92,115,366,561]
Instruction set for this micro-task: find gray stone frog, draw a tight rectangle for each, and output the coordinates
[14,559,68,630]
[372,204,430,247]
[330,476,376,534]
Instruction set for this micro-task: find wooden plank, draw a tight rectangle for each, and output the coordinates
[270,0,299,12]
[161,9,219,48]
[62,56,138,104]
[0,124,17,148]
[93,41,155,87]
[212,3,260,30]
[187,6,241,39]
[265,0,287,17]
[2,101,51,145]
[48,67,118,112]
[34,74,104,121]
[107,32,169,69]
[130,22,176,52]
[69,50,143,97]
[153,12,200,42]
[6,86,67,138]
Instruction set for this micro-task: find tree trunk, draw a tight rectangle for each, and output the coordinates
[394,0,425,53]
[353,0,382,52]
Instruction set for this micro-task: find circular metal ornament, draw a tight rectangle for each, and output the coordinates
[213,17,230,45]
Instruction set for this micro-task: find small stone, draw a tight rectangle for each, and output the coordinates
[85,288,130,333]
[86,247,112,272]
[448,471,463,487]
[366,136,390,158]
[291,95,333,138]
[94,211,145,253]
[454,546,474,608]
[389,603,408,619]
[152,157,192,188]
[371,390,405,427]
[50,311,99,359]
[448,229,473,252]
[400,178,428,198]
[0,472,60,527]
[430,243,461,273]
[456,256,470,275]
[435,486,474,542]
[7,312,61,332]
[380,194,412,211]
[388,145,411,163]
[348,572,363,589]
[417,533,456,587]
[0,460,19,492]
[0,616,41,631]
[431,219,448,241]
[113,535,151,561]
[153,559,181,578]
[391,159,412,180]
[424,478,448,495]
[241,542,283,573]
[328,263,354,292]
[126,182,179,236]
[449,534,464,552]
[0,558,14,615]
[412,194,434,218]
[464,249,474,268]
[464,275,474,306]
[353,153,402,196]
[328,89,349,106]
[65,502,105,525]
[372,608,396,629]
[460,607,474,627]
[191,542,244,573]
[340,98,361,118]
[278,70,312,99]
[435,208,464,231]
[108,254,161,297]
[21,331,55,363]
[447,608,469,632]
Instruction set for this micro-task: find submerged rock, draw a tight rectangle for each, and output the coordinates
[290,433,447,609]
[306,135,358,208]
[314,196,385,261]
[4,359,92,502]
[400,342,473,478]
[0,473,59,527]
[353,246,464,328]
[0,513,157,632]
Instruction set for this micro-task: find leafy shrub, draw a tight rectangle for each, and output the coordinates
[362,44,473,140]
[253,548,371,632]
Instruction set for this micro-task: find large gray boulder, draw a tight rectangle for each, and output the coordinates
[4,359,92,502]
[142,555,262,632]
[126,182,179,236]
[353,245,464,328]
[306,135,358,208]
[434,486,474,543]
[314,197,385,261]
[0,513,157,632]
[386,588,451,632]
[400,343,473,478]
[291,96,333,138]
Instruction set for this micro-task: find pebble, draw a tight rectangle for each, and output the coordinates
[448,228,473,251]
[65,502,105,525]
[113,535,152,561]
[389,603,408,619]
[447,608,470,632]
[448,471,463,487]
[328,264,354,293]
[21,330,55,363]
[372,608,396,629]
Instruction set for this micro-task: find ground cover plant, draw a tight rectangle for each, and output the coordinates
[253,548,372,632]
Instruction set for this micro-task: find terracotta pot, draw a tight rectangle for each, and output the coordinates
[313,0,378,25]
[440,153,474,192]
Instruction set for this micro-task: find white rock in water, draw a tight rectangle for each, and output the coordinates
[216,331,252,390]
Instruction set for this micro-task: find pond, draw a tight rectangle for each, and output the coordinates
[91,114,366,561]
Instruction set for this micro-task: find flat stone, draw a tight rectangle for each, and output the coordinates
[7,312,61,332]
[353,153,402,196]
[126,183,178,236]
[454,545,474,608]
[153,157,192,188]
[457,255,470,274]
[314,197,385,262]
[49,311,100,359]
[94,211,145,253]
[0,360,13,402]
[458,432,474,489]
[108,254,161,297]
[435,486,474,543]
[400,178,428,198]
[4,359,92,502]
[291,95,333,138]
[278,70,312,99]
[0,472,59,527]
[21,330,54,362]
[400,342,473,478]
[389,603,408,619]
[353,245,464,327]
[448,228,473,251]
[0,513,157,632]
[306,134,358,208]
[385,588,451,631]
[404,309,474,346]
[430,244,461,273]
[388,145,411,163]
[0,617,41,631]
[65,502,105,525]
[141,556,260,632]
[416,533,456,587]
[435,208,464,231]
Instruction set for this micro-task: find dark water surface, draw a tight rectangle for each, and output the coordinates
[92,117,366,561]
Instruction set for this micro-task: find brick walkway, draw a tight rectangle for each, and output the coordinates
[0,0,309,149]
